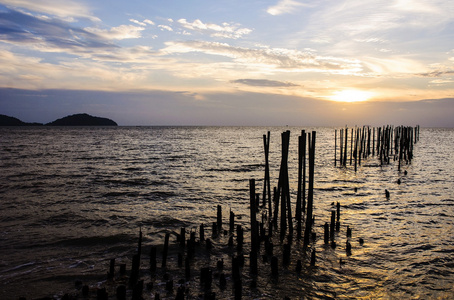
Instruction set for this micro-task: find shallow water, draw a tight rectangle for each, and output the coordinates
[0,126,453,299]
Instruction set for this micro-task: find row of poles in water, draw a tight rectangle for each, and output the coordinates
[82,126,419,300]
[260,130,317,247]
[83,129,319,300]
[334,125,420,171]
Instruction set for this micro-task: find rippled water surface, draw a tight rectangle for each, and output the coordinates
[1,126,453,299]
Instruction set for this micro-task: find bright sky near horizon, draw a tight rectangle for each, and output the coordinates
[0,0,453,126]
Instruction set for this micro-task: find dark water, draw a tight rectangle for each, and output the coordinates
[0,126,453,299]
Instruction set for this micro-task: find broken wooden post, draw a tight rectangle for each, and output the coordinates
[138,228,142,258]
[324,222,329,244]
[212,222,217,239]
[217,205,222,231]
[250,250,257,274]
[149,247,156,273]
[271,256,278,278]
[108,258,115,279]
[200,223,205,241]
[129,254,140,288]
[283,243,290,266]
[180,227,186,248]
[310,249,316,267]
[330,210,335,241]
[237,225,243,252]
[162,233,170,269]
[230,210,235,233]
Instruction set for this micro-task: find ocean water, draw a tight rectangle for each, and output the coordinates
[0,126,453,299]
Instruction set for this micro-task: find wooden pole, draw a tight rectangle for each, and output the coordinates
[340,129,343,167]
[108,258,115,279]
[303,131,316,248]
[284,132,293,237]
[324,222,329,244]
[296,132,304,239]
[302,130,307,215]
[217,205,222,231]
[279,131,291,240]
[250,179,258,253]
[330,210,335,241]
[271,256,278,278]
[180,227,186,248]
[272,186,278,229]
[149,247,156,273]
[138,228,142,258]
[350,127,353,165]
[372,127,375,157]
[354,128,358,172]
[343,127,348,166]
[162,233,170,269]
[334,129,337,167]
[263,132,271,213]
[230,210,235,233]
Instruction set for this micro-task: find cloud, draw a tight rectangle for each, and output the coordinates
[129,18,154,27]
[417,70,454,77]
[177,19,252,39]
[129,19,146,26]
[310,0,452,39]
[0,7,150,65]
[162,40,362,74]
[0,0,100,22]
[231,79,299,87]
[429,79,454,85]
[0,48,161,90]
[0,9,116,51]
[158,25,173,31]
[361,56,428,75]
[267,0,309,16]
[0,9,162,65]
[85,24,145,40]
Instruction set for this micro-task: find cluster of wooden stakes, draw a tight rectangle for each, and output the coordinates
[335,125,420,171]
[41,127,418,300]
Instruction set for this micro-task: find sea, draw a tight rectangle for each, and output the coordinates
[0,126,453,299]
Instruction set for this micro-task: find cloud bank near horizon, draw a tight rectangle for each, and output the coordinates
[1,88,453,127]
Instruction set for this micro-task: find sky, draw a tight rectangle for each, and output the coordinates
[0,0,453,126]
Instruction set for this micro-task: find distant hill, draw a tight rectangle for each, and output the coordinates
[0,113,117,126]
[0,114,43,126]
[46,113,118,126]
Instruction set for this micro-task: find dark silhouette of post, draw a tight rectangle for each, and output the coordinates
[296,130,306,239]
[250,179,258,254]
[278,131,291,241]
[263,132,271,216]
[303,131,316,248]
[334,129,337,166]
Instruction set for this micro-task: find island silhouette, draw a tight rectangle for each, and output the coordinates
[0,113,117,126]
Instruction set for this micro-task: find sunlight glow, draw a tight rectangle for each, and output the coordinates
[328,90,373,102]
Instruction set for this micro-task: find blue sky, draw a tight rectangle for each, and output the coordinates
[0,0,453,126]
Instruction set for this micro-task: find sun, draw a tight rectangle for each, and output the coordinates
[328,90,373,103]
